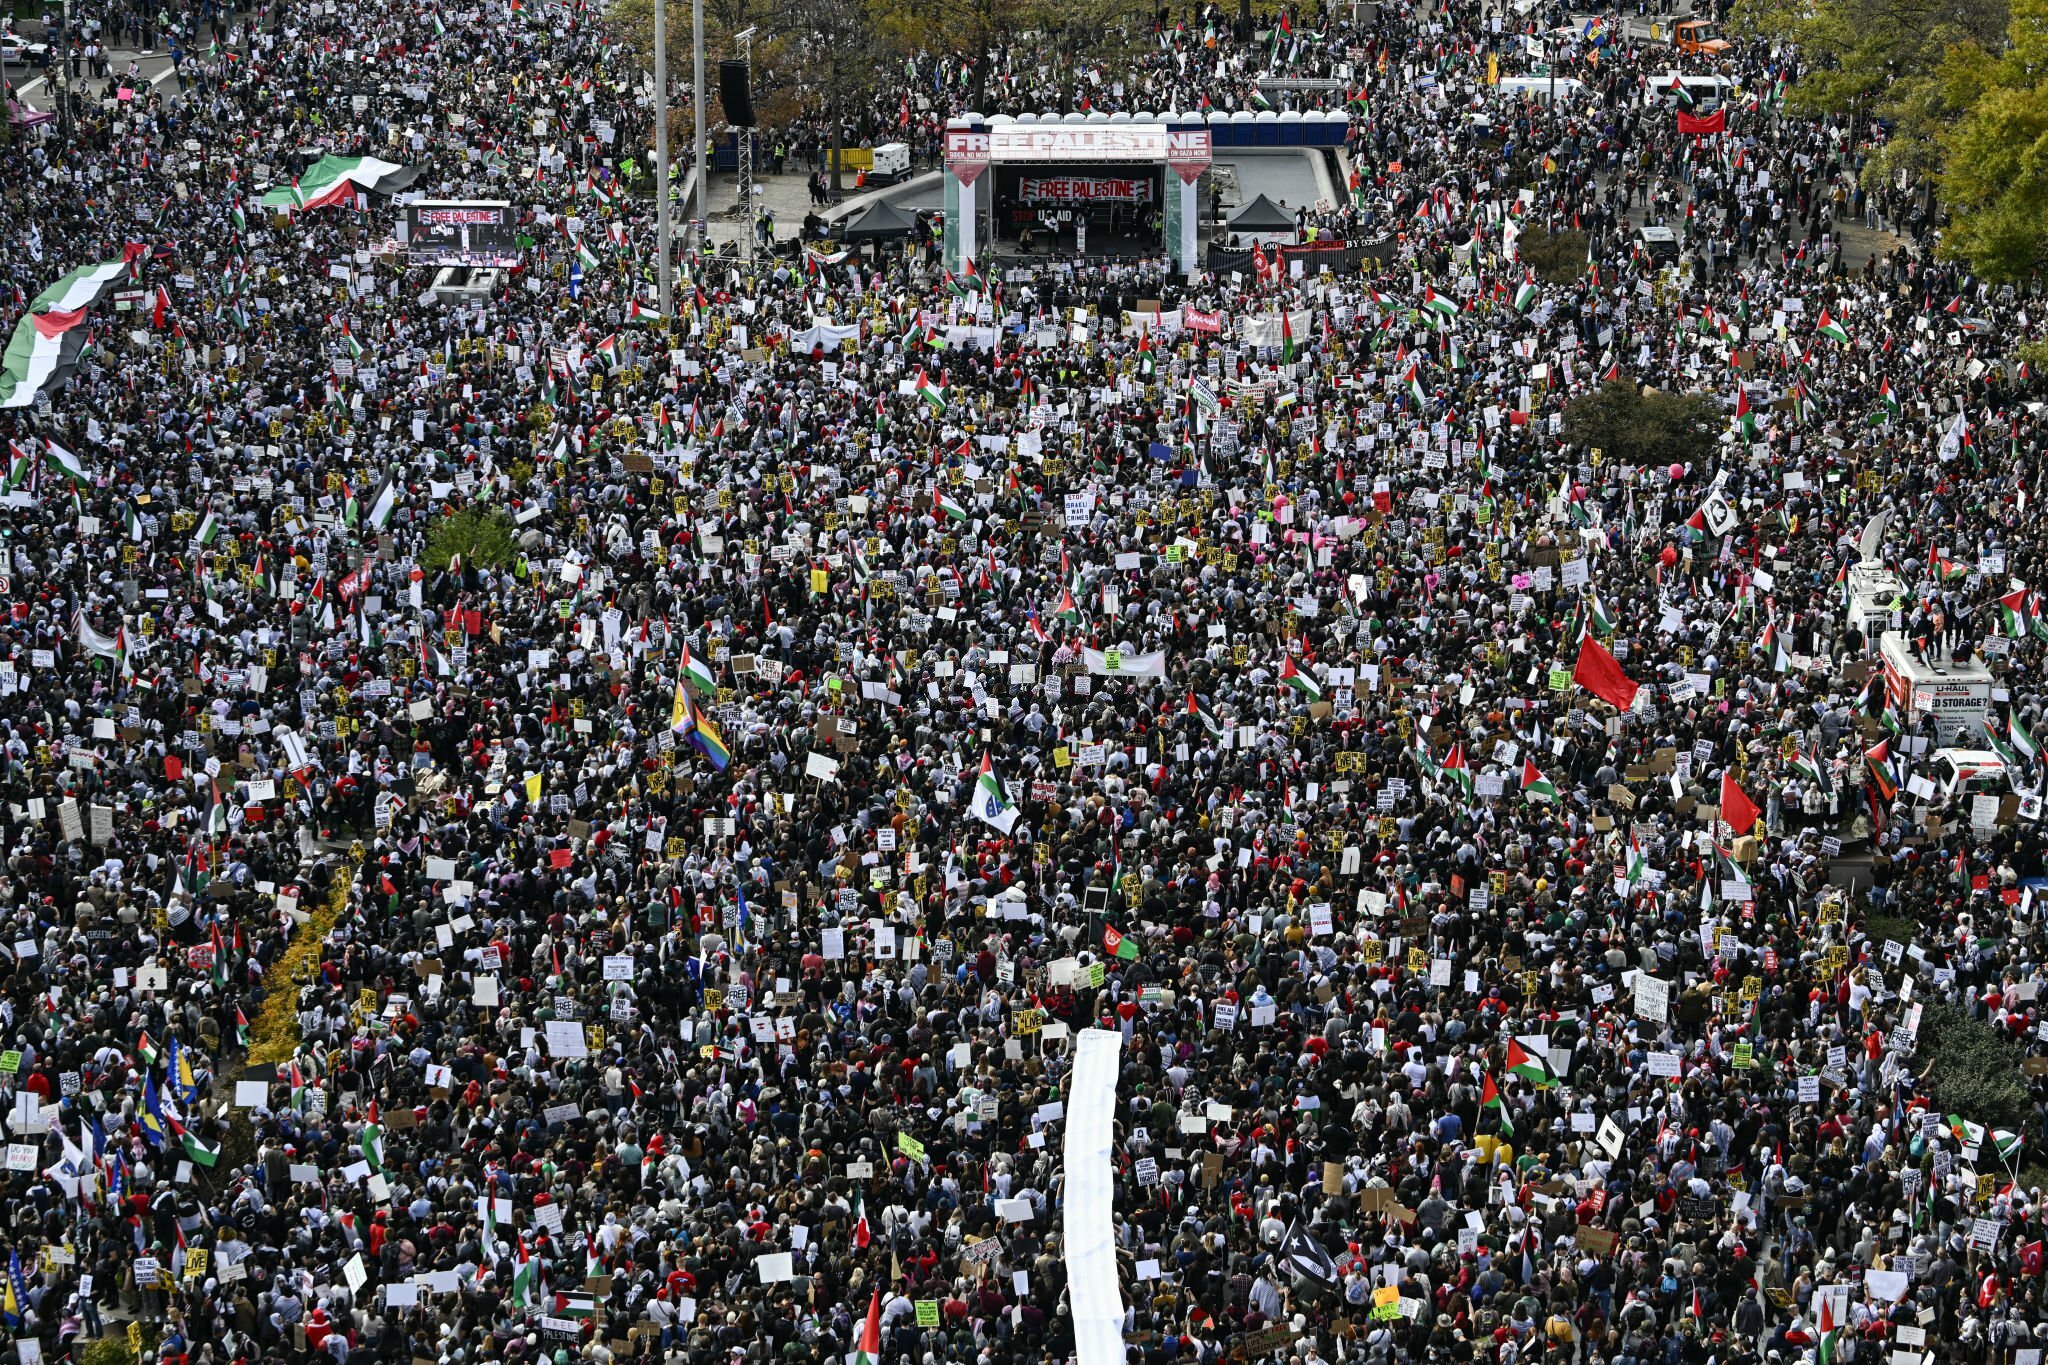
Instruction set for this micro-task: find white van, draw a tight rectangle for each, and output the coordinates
[1928,749,2010,806]
[1845,563,1908,639]
[1495,75,1589,104]
[1653,72,1737,111]
[1879,631,1993,743]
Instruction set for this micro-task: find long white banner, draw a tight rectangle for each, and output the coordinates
[1066,1029,1125,1365]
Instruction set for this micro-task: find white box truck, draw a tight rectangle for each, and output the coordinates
[1879,631,1993,743]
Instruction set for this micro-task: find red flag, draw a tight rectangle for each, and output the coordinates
[152,284,171,329]
[1572,635,1640,711]
[1720,773,1761,835]
[1676,109,1726,136]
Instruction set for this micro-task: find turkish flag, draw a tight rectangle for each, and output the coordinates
[1572,635,1640,711]
[1720,774,1761,834]
[1676,109,1726,136]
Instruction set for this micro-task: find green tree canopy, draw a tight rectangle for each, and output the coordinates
[1560,381,1722,468]
[1934,0,2048,278]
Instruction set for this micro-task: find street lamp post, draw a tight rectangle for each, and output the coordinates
[653,0,672,314]
[692,0,704,250]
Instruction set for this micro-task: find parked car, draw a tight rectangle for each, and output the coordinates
[1,32,51,66]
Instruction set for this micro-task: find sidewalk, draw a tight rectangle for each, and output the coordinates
[688,169,817,251]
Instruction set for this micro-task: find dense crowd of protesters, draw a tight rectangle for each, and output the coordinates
[0,5,2045,1365]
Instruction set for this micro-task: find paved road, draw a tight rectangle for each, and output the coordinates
[11,44,184,109]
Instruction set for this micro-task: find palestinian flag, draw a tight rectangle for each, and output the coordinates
[2013,713,2040,762]
[852,1290,883,1365]
[1481,1071,1513,1135]
[1588,594,1618,637]
[135,1033,161,1068]
[1790,748,1826,786]
[1279,309,1296,364]
[1103,924,1139,961]
[1999,588,2032,637]
[0,303,96,411]
[1817,1297,1840,1365]
[1412,738,1441,784]
[192,508,221,547]
[1513,271,1539,312]
[1278,655,1322,700]
[1054,587,1081,623]
[853,1190,871,1249]
[1715,843,1752,891]
[1504,1037,1555,1088]
[361,1120,384,1173]
[1667,74,1693,108]
[234,1008,249,1048]
[946,258,984,295]
[552,1293,598,1321]
[3,441,31,493]
[679,642,718,697]
[627,300,668,323]
[476,1197,497,1284]
[1422,287,1461,317]
[512,1240,538,1308]
[181,1128,221,1168]
[1623,831,1648,889]
[364,474,401,532]
[1878,378,1900,420]
[1187,689,1224,737]
[915,370,948,412]
[1758,620,1789,671]
[44,439,92,489]
[1519,759,1557,802]
[258,155,417,210]
[1440,743,1473,798]
[936,490,969,522]
[577,238,602,270]
[31,258,134,314]
[1735,389,1757,440]
[1815,310,1850,343]
[1404,363,1427,406]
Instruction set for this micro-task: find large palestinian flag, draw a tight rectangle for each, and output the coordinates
[259,155,419,211]
[0,259,133,409]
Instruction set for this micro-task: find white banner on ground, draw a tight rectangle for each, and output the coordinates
[1066,1029,1125,1365]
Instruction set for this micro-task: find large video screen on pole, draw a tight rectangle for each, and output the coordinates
[405,201,520,267]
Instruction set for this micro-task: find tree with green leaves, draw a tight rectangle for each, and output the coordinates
[1731,0,2005,193]
[1560,381,1722,468]
[1931,0,2048,278]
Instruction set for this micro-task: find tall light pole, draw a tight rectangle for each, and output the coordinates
[654,0,673,313]
[692,0,705,250]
